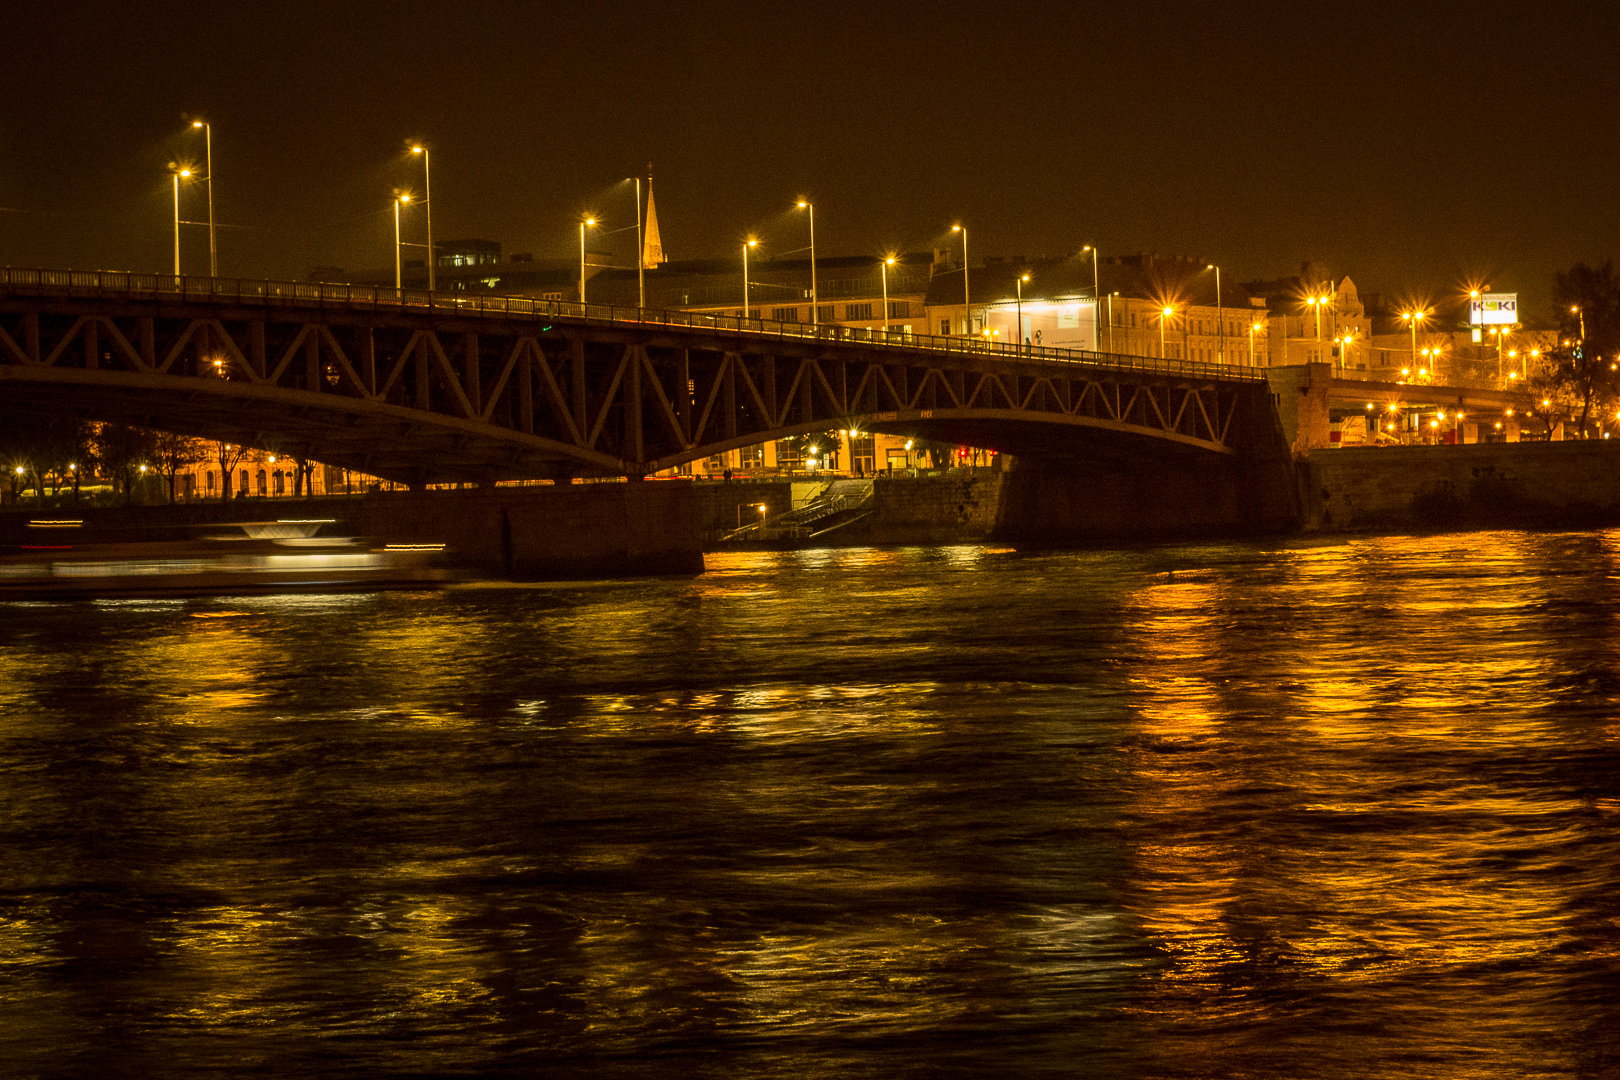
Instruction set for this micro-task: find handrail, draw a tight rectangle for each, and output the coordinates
[0,266,1267,383]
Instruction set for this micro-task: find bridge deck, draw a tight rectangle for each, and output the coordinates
[1,267,1265,385]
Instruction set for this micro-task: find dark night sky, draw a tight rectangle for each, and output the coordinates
[3,1,1613,319]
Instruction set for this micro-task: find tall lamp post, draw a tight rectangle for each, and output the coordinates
[1082,245,1101,351]
[951,224,970,336]
[1209,264,1223,363]
[410,146,434,290]
[579,217,596,305]
[796,200,818,323]
[1400,309,1427,373]
[190,120,216,276]
[1159,305,1174,358]
[742,238,758,316]
[1250,320,1263,366]
[393,193,411,288]
[881,256,895,333]
[634,176,645,309]
[1015,273,1030,352]
[170,167,192,276]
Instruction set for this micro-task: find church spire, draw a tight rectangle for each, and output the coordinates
[641,168,666,269]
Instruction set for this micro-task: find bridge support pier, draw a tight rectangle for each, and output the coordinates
[993,445,1299,544]
[349,481,703,580]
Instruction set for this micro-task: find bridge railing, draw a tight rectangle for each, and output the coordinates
[0,266,1265,383]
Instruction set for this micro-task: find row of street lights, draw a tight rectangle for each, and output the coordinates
[169,122,438,286]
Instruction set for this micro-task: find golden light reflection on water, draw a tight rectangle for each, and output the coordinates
[1112,531,1600,1073]
[2,532,1617,1076]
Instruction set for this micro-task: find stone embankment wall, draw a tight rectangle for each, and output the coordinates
[1300,442,1620,532]
[693,473,1004,548]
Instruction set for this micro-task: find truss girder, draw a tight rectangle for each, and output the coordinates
[0,299,1265,482]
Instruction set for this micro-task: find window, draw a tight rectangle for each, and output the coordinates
[844,302,873,321]
[888,300,910,318]
[239,469,249,494]
[817,305,834,323]
[941,320,951,335]
[273,471,285,496]
[1130,312,1137,328]
[256,469,268,496]
[739,444,764,468]
[771,306,799,322]
[205,470,215,493]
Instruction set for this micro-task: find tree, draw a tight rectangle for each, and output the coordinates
[783,429,842,470]
[1547,261,1620,438]
[89,423,158,503]
[150,431,210,502]
[214,441,250,499]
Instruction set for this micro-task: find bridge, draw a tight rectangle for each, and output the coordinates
[1,268,1278,485]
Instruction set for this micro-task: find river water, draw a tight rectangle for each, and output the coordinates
[2,533,1618,1078]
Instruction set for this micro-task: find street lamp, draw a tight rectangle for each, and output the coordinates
[410,145,434,290]
[742,238,758,316]
[1249,320,1263,366]
[1015,273,1031,352]
[189,120,216,276]
[881,255,896,333]
[951,224,970,336]
[1400,308,1427,372]
[170,166,193,276]
[1205,264,1223,363]
[634,175,645,310]
[1082,245,1101,350]
[1305,294,1328,343]
[796,200,818,323]
[1159,305,1174,358]
[1572,305,1587,341]
[393,193,412,289]
[579,217,596,305]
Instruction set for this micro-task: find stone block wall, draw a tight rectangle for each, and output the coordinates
[1301,442,1620,532]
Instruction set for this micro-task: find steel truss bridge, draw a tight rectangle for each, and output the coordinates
[1,269,1274,484]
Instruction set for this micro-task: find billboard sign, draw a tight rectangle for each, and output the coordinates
[1470,293,1518,325]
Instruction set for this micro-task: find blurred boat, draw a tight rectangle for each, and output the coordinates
[0,520,454,599]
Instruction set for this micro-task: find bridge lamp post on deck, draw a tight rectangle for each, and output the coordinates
[796,201,818,324]
[1082,246,1101,349]
[1159,306,1175,359]
[579,218,597,305]
[1015,274,1031,352]
[742,238,759,317]
[393,194,412,289]
[1249,321,1263,366]
[169,167,193,276]
[409,146,434,290]
[951,225,970,336]
[1204,264,1223,363]
[189,121,216,276]
[881,256,896,333]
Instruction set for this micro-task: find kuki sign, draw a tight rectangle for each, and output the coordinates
[1470,293,1518,325]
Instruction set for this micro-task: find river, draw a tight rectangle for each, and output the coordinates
[2,532,1618,1078]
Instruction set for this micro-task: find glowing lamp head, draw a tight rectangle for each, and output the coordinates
[951,225,961,232]
[584,217,596,226]
[885,257,895,265]
[399,193,411,203]
[411,146,424,154]
[178,168,192,177]
[1162,306,1174,318]
[192,120,204,129]
[796,200,808,209]
[1020,274,1030,282]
